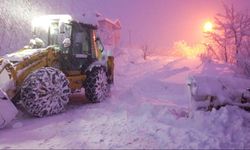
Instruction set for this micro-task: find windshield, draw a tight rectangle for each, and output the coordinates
[72,29,90,55]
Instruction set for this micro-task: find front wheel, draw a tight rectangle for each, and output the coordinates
[20,67,70,117]
[85,66,109,103]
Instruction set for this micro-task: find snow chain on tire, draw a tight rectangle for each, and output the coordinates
[85,66,109,103]
[20,67,70,117]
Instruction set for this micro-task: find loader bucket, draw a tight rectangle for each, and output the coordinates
[0,88,18,128]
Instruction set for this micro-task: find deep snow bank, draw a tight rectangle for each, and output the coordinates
[0,47,250,149]
[113,47,250,149]
[189,106,250,148]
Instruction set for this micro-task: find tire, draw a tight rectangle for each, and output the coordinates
[85,66,109,103]
[20,67,70,117]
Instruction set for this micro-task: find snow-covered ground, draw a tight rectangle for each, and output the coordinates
[0,48,250,149]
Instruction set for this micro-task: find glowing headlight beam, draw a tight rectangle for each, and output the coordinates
[32,16,51,31]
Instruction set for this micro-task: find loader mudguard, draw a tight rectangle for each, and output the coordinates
[86,57,114,84]
[86,60,107,72]
[0,88,18,128]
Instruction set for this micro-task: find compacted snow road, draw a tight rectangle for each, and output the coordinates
[0,49,250,149]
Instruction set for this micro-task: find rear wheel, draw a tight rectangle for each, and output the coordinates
[20,67,70,117]
[85,66,109,103]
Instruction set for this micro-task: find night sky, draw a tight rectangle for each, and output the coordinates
[42,0,250,48]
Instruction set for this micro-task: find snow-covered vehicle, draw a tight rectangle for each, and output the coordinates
[0,15,114,128]
[187,75,250,112]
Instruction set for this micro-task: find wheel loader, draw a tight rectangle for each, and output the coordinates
[0,15,114,128]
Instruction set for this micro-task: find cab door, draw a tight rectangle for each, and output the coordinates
[68,26,93,71]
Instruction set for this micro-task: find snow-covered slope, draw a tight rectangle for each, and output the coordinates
[0,48,250,149]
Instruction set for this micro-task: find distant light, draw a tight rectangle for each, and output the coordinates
[203,21,213,32]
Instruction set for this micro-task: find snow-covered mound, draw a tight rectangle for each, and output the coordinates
[190,106,250,148]
[0,47,250,149]
[114,47,145,76]
[188,75,250,110]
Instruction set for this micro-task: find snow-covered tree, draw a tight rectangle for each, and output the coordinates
[204,4,250,75]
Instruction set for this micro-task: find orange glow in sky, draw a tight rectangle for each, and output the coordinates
[203,21,213,32]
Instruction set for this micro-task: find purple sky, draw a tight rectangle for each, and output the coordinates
[47,0,250,48]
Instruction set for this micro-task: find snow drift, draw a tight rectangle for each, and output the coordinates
[0,47,250,149]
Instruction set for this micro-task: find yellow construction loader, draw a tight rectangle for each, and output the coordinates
[0,15,114,128]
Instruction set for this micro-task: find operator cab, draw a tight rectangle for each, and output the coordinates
[31,15,104,73]
[67,22,99,71]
